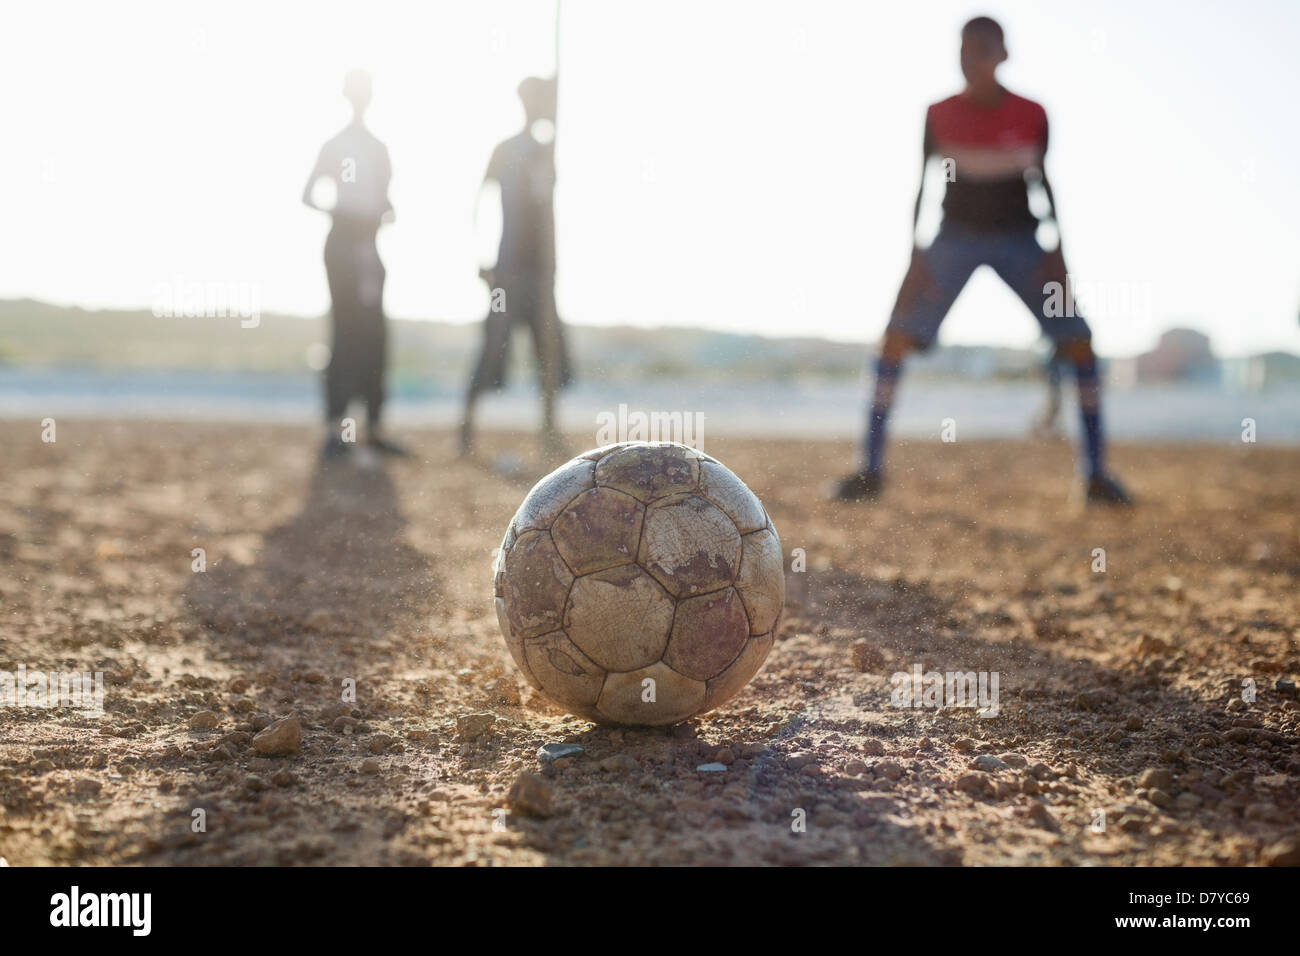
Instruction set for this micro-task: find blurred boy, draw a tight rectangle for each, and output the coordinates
[460,76,572,457]
[303,69,407,459]
[836,17,1130,505]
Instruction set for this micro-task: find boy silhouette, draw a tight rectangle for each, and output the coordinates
[303,69,407,459]
[836,17,1130,505]
[460,76,572,458]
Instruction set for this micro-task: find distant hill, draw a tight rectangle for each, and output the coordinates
[0,298,1049,385]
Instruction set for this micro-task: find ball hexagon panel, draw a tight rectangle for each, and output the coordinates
[638,493,741,597]
[564,564,675,672]
[551,487,644,575]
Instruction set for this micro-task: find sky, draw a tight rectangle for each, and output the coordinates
[4,0,1299,358]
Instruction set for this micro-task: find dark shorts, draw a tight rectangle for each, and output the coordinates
[468,270,573,393]
[887,223,1091,349]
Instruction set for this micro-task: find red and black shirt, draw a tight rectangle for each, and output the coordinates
[925,90,1048,231]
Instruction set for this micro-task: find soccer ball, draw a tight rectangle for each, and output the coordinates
[493,441,784,725]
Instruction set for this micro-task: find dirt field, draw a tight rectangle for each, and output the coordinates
[1,420,1297,866]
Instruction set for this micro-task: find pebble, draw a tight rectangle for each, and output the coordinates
[1146,788,1173,809]
[272,770,295,788]
[367,734,392,755]
[245,775,269,792]
[997,753,1028,768]
[508,772,554,818]
[1262,840,1300,866]
[845,760,868,776]
[333,716,358,735]
[250,713,273,731]
[251,717,301,756]
[189,711,220,731]
[360,758,380,774]
[953,738,976,752]
[955,773,989,795]
[227,677,250,694]
[538,743,585,763]
[972,755,1008,772]
[1173,792,1200,811]
[1138,768,1173,790]
[455,713,495,741]
[74,778,102,796]
[784,752,815,770]
[598,754,638,773]
[715,747,736,765]
[875,760,903,780]
[862,739,885,756]
[697,762,727,772]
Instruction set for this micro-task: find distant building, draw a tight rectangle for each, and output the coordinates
[1224,351,1300,390]
[1113,328,1220,385]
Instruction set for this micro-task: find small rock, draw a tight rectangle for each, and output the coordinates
[189,710,220,731]
[1124,715,1144,731]
[227,677,250,694]
[538,742,585,763]
[715,747,736,765]
[333,716,358,735]
[1261,839,1300,866]
[875,760,903,781]
[1138,768,1174,790]
[245,774,269,792]
[953,738,976,752]
[367,734,392,755]
[1146,788,1173,809]
[360,758,381,774]
[998,753,1028,768]
[1020,776,1040,795]
[73,778,102,796]
[251,717,301,756]
[250,713,273,731]
[845,760,868,776]
[455,713,495,741]
[271,770,296,787]
[304,670,326,684]
[508,772,554,818]
[955,773,989,795]
[1173,792,1200,811]
[697,762,727,772]
[972,755,1008,772]
[862,739,885,756]
[784,752,815,770]
[598,754,637,773]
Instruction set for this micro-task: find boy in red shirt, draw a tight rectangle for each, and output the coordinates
[836,17,1131,505]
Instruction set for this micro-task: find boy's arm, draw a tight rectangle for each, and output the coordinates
[910,115,935,249]
[1036,116,1069,278]
[302,145,328,210]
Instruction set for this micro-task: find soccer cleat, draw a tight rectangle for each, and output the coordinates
[1085,473,1133,507]
[834,468,884,502]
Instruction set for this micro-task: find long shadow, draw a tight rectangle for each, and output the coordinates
[781,565,1298,860]
[185,460,435,658]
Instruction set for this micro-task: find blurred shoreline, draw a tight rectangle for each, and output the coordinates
[5,365,1298,443]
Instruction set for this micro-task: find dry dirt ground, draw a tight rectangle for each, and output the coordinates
[1,420,1297,866]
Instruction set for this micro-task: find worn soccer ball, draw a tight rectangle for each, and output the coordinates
[493,441,784,725]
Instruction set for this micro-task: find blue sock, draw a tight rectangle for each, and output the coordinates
[862,356,902,472]
[1074,358,1105,478]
